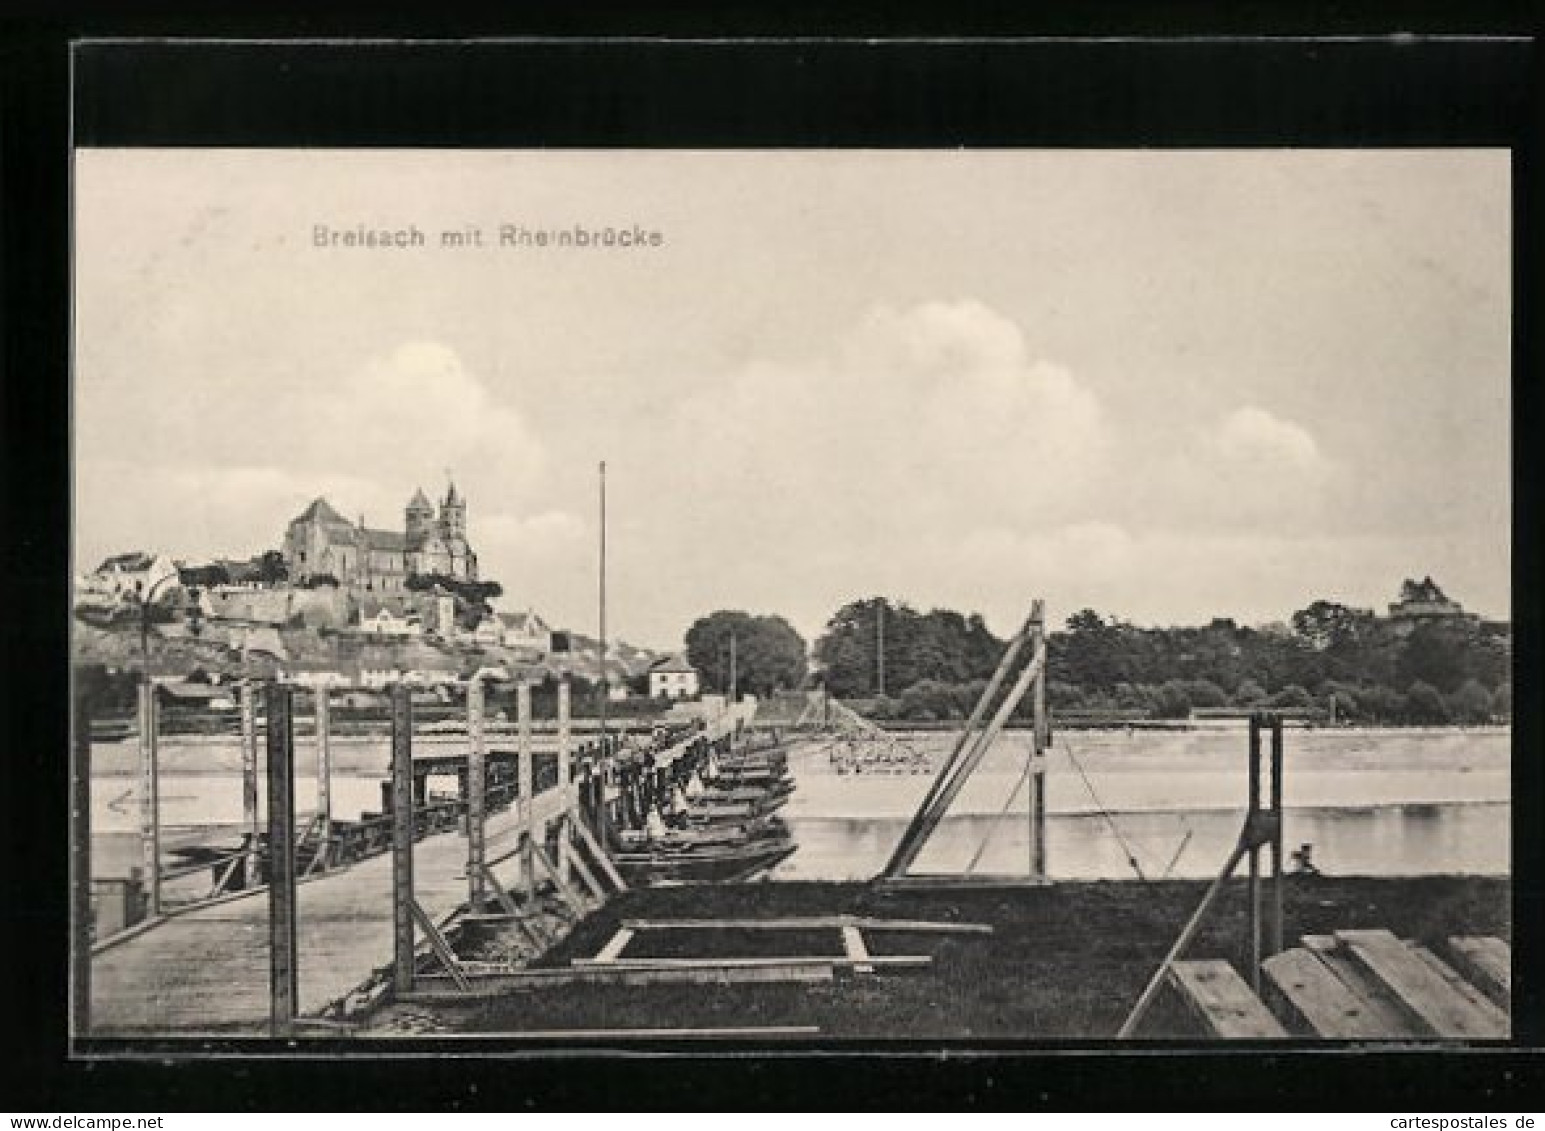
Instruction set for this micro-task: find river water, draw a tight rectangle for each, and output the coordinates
[88,724,1510,884]
[770,725,1510,881]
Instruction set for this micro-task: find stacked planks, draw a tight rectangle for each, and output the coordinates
[1165,929,1509,1040]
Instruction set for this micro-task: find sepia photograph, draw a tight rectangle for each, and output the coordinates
[70,144,1512,1048]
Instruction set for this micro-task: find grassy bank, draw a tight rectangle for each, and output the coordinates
[374,873,1509,1039]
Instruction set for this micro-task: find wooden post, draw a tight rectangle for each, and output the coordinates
[314,687,332,872]
[1247,714,1263,992]
[1269,714,1285,958]
[137,681,161,918]
[240,681,261,888]
[518,679,534,898]
[1118,838,1252,1038]
[466,677,487,909]
[390,683,416,995]
[557,674,573,880]
[1029,600,1048,880]
[265,684,298,1037]
[886,637,1047,879]
[72,680,92,1041]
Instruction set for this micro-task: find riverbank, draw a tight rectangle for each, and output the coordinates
[365,873,1509,1039]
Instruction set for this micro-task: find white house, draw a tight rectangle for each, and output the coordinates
[82,551,180,604]
[648,654,701,701]
[498,608,553,653]
[356,599,421,638]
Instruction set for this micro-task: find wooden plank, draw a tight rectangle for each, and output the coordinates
[1262,949,1398,1039]
[1299,936,1427,1038]
[1445,937,1511,1012]
[408,963,836,993]
[360,1021,824,1039]
[571,954,931,970]
[265,685,298,1036]
[878,873,1054,890]
[1406,943,1510,1035]
[564,831,607,902]
[594,927,636,964]
[1166,960,1288,1039]
[571,814,627,891]
[528,841,584,913]
[620,916,993,934]
[1336,929,1506,1039]
[841,925,874,975]
[410,899,472,993]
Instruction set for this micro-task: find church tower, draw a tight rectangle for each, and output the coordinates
[405,487,434,545]
[441,479,467,541]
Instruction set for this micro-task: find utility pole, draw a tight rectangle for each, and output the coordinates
[729,631,738,703]
[597,460,610,844]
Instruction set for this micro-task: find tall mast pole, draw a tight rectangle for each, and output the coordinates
[598,461,608,741]
[597,460,610,843]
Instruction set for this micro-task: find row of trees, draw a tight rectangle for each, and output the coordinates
[805,596,1510,726]
[683,610,808,698]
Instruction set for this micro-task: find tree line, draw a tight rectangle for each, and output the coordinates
[809,596,1510,726]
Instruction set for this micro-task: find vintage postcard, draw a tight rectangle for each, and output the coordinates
[70,143,1512,1049]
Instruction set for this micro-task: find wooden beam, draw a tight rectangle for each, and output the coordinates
[841,925,874,975]
[240,681,260,890]
[71,682,92,1041]
[886,642,1047,878]
[1299,935,1423,1038]
[265,684,298,1037]
[138,681,162,918]
[557,674,573,881]
[593,927,636,964]
[619,916,993,934]
[403,961,836,993]
[528,840,585,914]
[1406,943,1509,1034]
[389,683,416,995]
[571,809,627,891]
[1262,948,1397,1039]
[1166,960,1287,1039]
[1445,937,1510,1012]
[314,687,332,872]
[466,677,487,908]
[1336,929,1506,1039]
[1118,837,1250,1038]
[571,954,931,971]
[410,899,472,993]
[517,679,534,898]
[885,608,1036,872]
[563,828,607,902]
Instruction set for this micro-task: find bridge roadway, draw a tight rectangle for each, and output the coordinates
[88,779,572,1036]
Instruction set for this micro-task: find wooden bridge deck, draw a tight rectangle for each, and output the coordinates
[89,786,570,1036]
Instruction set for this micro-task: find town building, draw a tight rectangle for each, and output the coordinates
[497,608,553,653]
[80,551,180,604]
[1387,576,1475,631]
[281,481,478,593]
[648,654,701,700]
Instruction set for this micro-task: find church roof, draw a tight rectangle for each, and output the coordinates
[408,487,433,510]
[361,528,407,551]
[293,497,352,527]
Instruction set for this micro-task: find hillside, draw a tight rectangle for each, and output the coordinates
[72,618,664,685]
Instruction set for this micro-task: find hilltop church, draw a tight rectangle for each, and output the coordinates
[281,481,479,593]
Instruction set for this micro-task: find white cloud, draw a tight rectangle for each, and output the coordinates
[1216,405,1323,469]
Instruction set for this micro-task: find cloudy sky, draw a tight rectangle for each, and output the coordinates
[74,149,1510,649]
